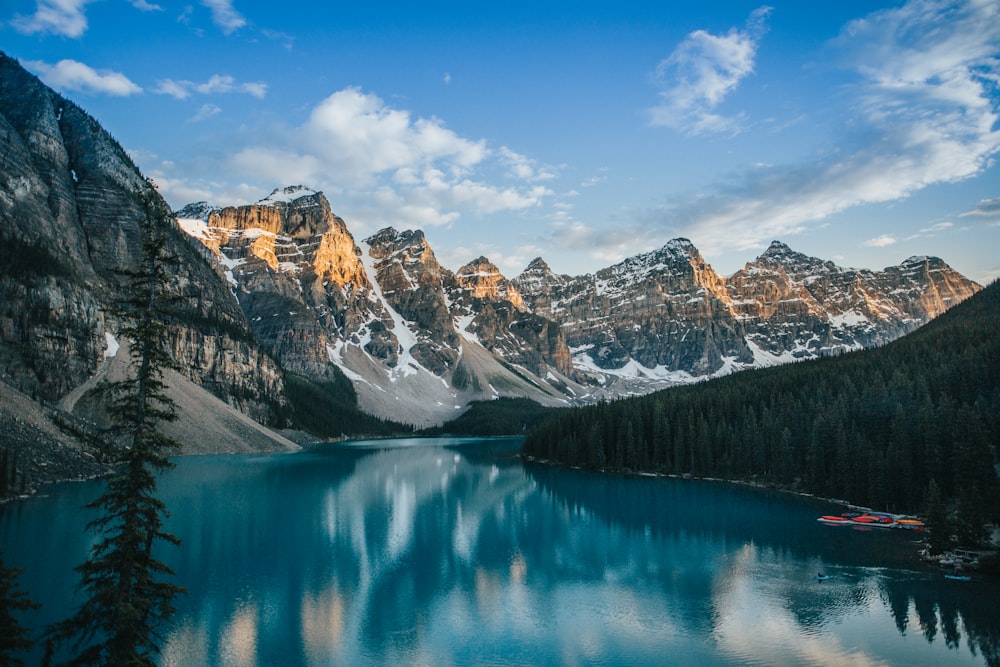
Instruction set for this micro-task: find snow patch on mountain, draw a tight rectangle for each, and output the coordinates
[258,185,319,205]
[104,332,119,359]
[357,238,422,381]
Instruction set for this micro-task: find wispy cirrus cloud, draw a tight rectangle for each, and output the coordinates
[959,197,1000,224]
[22,58,142,96]
[201,0,246,35]
[129,0,162,11]
[190,104,222,122]
[155,75,267,99]
[11,0,92,38]
[11,0,161,37]
[649,6,772,135]
[644,0,1000,258]
[498,147,557,182]
[863,234,897,248]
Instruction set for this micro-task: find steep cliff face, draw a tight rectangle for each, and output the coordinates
[0,53,284,423]
[515,239,752,381]
[875,255,980,321]
[178,186,383,383]
[363,228,459,375]
[181,182,982,420]
[180,197,577,425]
[727,241,981,361]
[448,257,572,378]
[454,257,526,309]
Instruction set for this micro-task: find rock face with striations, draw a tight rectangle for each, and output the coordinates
[0,52,285,423]
[726,241,981,359]
[515,239,753,380]
[178,200,577,425]
[178,186,383,382]
[448,256,572,378]
[363,227,459,375]
[180,183,982,419]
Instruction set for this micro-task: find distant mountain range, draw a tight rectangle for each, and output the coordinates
[174,186,979,425]
[0,50,982,455]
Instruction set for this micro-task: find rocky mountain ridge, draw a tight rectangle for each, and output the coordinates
[177,187,980,424]
[178,191,576,425]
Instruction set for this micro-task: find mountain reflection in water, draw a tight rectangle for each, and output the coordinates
[1,437,997,666]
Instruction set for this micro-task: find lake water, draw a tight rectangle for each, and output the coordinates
[2,436,998,666]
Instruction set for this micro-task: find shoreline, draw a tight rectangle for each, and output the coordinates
[520,453,1000,575]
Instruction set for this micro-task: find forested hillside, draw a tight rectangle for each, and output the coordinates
[523,282,1000,517]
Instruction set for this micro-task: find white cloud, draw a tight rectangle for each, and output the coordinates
[649,0,1000,257]
[438,242,545,276]
[546,218,648,265]
[921,221,954,233]
[959,197,1000,220]
[190,104,222,122]
[23,59,142,96]
[11,0,92,38]
[196,74,266,98]
[154,79,190,99]
[649,6,772,135]
[499,147,557,182]
[214,87,551,232]
[863,234,897,247]
[904,220,955,241]
[293,87,488,184]
[202,0,246,34]
[12,0,162,36]
[261,29,295,50]
[155,75,267,99]
[229,148,326,188]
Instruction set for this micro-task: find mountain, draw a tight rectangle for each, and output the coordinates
[0,50,982,471]
[178,188,979,426]
[0,52,298,489]
[514,239,751,386]
[727,241,977,360]
[177,192,575,426]
[522,279,1000,516]
[514,238,979,384]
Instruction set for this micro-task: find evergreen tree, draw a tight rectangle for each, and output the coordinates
[0,447,8,497]
[0,551,39,667]
[48,182,185,666]
[923,480,951,555]
[955,484,989,548]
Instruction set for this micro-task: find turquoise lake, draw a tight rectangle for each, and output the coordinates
[2,436,998,666]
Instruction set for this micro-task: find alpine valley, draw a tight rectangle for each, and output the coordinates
[0,53,982,482]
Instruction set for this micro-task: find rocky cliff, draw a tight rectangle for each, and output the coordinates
[726,241,980,361]
[514,239,752,384]
[179,187,981,422]
[0,53,286,443]
[178,194,575,426]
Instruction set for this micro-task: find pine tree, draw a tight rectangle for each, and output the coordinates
[924,479,951,555]
[48,182,185,666]
[955,484,989,548]
[0,447,8,497]
[0,551,39,667]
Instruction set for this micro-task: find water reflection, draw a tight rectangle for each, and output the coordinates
[1,438,997,666]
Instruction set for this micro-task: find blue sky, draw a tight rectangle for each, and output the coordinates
[3,0,999,283]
